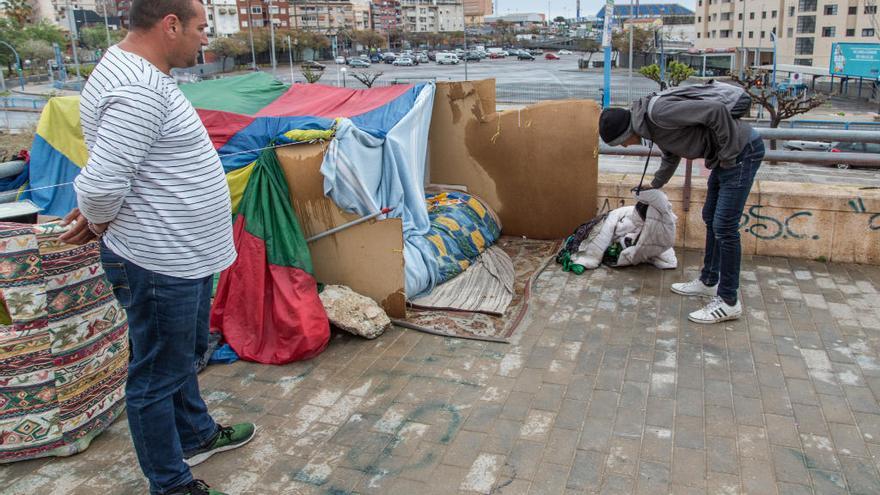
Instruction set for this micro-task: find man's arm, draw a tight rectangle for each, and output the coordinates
[651,150,682,189]
[650,99,741,167]
[73,85,166,224]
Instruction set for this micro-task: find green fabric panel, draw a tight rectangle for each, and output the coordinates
[179,72,289,115]
[239,148,313,273]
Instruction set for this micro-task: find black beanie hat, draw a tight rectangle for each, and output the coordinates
[599,107,633,146]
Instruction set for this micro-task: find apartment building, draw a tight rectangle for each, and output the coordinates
[371,0,401,32]
[463,0,492,25]
[205,0,241,36]
[236,0,290,29]
[290,0,371,32]
[398,0,464,33]
[695,0,880,68]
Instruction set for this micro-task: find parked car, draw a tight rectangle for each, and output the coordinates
[348,59,370,68]
[416,53,430,64]
[558,49,573,55]
[782,140,832,152]
[463,51,481,61]
[489,52,505,59]
[545,52,560,60]
[335,56,346,64]
[528,49,543,55]
[393,57,415,66]
[829,141,880,169]
[369,53,383,63]
[301,60,326,70]
[436,53,460,65]
[517,52,535,60]
[383,53,396,64]
[427,51,437,61]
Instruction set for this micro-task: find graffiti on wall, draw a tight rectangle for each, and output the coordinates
[849,198,880,231]
[739,206,820,240]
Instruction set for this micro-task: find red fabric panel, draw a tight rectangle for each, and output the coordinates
[197,109,255,150]
[256,83,414,118]
[211,216,329,364]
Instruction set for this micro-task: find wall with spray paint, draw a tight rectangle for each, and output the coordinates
[598,174,880,265]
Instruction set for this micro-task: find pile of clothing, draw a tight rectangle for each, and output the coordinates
[557,189,678,272]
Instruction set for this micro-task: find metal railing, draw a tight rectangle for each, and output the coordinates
[1,97,47,111]
[601,127,880,168]
[751,119,880,130]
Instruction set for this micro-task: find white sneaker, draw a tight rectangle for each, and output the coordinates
[688,296,742,324]
[671,279,718,297]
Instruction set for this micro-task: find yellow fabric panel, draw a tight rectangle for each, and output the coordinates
[37,96,89,168]
[226,162,255,213]
[467,197,486,218]
[436,216,461,231]
[470,230,486,251]
[426,234,447,256]
[458,260,470,270]
[283,128,335,142]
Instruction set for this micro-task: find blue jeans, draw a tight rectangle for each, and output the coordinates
[699,134,765,305]
[101,243,218,494]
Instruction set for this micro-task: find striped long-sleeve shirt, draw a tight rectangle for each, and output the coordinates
[74,46,236,279]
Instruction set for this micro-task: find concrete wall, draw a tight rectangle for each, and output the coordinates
[598,173,880,265]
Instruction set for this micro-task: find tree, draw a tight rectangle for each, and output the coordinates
[553,16,566,23]
[577,38,601,65]
[350,70,383,88]
[19,39,53,66]
[1,0,33,25]
[638,61,695,89]
[353,30,385,53]
[612,27,653,55]
[730,67,826,148]
[209,37,246,72]
[21,21,67,46]
[300,66,323,83]
[79,26,126,50]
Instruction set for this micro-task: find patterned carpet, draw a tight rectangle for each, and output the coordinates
[399,237,559,342]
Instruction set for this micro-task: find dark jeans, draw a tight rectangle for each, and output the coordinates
[101,243,218,494]
[699,135,765,304]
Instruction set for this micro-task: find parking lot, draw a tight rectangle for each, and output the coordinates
[276,56,662,104]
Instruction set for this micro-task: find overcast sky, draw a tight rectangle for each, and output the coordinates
[494,0,697,20]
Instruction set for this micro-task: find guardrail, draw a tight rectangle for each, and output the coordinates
[1,97,47,111]
[601,127,880,168]
[601,127,880,211]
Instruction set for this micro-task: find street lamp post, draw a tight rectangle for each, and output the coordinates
[287,35,295,82]
[739,0,746,78]
[463,4,468,81]
[0,41,25,90]
[601,0,614,108]
[65,0,83,82]
[268,0,277,72]
[102,0,112,49]
[246,1,257,69]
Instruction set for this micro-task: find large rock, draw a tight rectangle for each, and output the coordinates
[319,285,391,339]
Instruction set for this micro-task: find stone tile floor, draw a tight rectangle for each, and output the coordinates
[4,250,880,495]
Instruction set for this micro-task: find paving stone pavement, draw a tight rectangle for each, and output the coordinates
[4,250,880,495]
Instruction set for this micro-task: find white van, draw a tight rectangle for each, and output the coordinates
[436,53,460,65]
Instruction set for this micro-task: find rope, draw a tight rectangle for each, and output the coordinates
[9,139,320,198]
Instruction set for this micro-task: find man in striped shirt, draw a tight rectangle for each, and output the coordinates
[61,2,254,494]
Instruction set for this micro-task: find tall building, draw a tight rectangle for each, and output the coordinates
[290,0,369,32]
[695,0,880,68]
[399,0,463,33]
[463,0,492,24]
[371,0,401,32]
[236,0,290,30]
[205,0,240,36]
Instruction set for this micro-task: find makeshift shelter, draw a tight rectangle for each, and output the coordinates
[17,74,600,349]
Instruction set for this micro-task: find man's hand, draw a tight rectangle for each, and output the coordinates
[59,208,108,245]
[631,185,655,194]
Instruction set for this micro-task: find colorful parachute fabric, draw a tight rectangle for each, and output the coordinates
[210,148,329,364]
[424,191,502,284]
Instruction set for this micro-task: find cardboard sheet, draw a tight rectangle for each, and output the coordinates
[429,80,599,240]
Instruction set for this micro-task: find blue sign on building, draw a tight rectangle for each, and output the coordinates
[830,43,880,80]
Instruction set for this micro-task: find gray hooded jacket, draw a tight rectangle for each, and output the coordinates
[630,92,753,189]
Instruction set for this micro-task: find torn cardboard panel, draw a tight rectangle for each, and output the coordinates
[429,80,599,240]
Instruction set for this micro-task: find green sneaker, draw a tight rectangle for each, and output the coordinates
[184,423,257,467]
[166,479,226,495]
